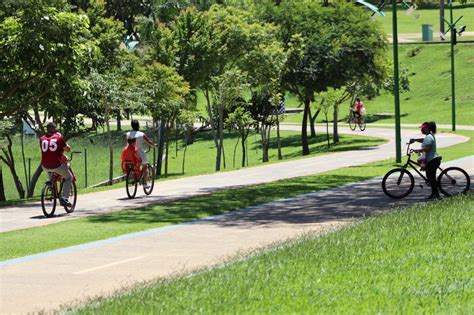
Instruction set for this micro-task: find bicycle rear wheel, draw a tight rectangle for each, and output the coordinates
[359,119,366,131]
[60,180,77,213]
[126,168,138,199]
[349,115,356,131]
[41,182,57,217]
[143,164,155,195]
[382,168,415,199]
[438,167,471,197]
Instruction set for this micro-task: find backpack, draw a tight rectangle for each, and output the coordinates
[121,144,141,173]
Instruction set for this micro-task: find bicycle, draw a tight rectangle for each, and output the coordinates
[41,151,81,217]
[124,146,155,199]
[349,109,366,131]
[382,143,470,199]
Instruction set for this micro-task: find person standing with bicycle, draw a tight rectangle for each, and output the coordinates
[40,122,73,207]
[409,122,441,200]
[126,120,157,190]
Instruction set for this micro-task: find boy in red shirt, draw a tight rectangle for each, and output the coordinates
[121,138,141,174]
[40,122,73,207]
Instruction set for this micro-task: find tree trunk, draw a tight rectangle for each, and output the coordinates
[165,123,170,177]
[1,136,25,199]
[0,160,6,201]
[215,103,224,171]
[181,135,188,175]
[175,127,179,158]
[261,125,270,163]
[301,97,311,155]
[116,111,122,131]
[276,114,283,160]
[310,108,321,138]
[308,106,316,138]
[440,0,445,35]
[325,112,330,149]
[204,89,219,148]
[233,137,239,168]
[105,102,113,184]
[156,120,166,177]
[241,134,247,168]
[20,131,29,191]
[333,103,340,144]
[27,164,42,198]
[185,128,194,145]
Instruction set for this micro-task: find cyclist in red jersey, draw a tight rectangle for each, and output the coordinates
[40,122,73,207]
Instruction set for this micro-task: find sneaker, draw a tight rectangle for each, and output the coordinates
[59,198,72,207]
[426,194,442,201]
[144,184,152,190]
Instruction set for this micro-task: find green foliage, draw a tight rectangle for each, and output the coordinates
[0,2,99,136]
[271,0,388,100]
[138,62,190,121]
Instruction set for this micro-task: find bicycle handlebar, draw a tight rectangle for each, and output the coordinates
[67,151,82,162]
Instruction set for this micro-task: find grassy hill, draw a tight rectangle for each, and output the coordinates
[378,4,474,35]
[269,43,474,126]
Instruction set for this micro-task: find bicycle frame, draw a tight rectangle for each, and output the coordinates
[401,143,444,184]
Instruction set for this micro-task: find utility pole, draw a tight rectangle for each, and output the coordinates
[392,1,402,163]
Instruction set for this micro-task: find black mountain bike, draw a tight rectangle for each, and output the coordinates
[41,151,81,217]
[124,145,155,199]
[382,143,470,199]
[349,109,366,131]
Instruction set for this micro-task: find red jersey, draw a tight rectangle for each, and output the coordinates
[40,133,67,169]
[355,101,364,112]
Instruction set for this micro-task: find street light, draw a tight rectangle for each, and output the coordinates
[391,1,402,163]
[444,0,464,131]
[356,0,402,162]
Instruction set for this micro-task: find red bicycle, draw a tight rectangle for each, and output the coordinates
[41,151,81,217]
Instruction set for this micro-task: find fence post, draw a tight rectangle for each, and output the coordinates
[84,147,88,188]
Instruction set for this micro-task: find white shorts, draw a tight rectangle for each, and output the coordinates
[137,149,148,165]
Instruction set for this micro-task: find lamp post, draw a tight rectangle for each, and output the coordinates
[356,0,401,162]
[392,1,402,163]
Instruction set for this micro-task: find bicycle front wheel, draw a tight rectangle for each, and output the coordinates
[438,167,471,197]
[349,115,356,131]
[60,180,77,213]
[359,119,366,131]
[143,164,155,195]
[41,183,57,217]
[382,168,415,199]
[126,168,138,199]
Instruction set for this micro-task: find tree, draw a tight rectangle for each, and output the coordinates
[211,69,248,170]
[138,62,190,176]
[226,106,254,168]
[271,1,388,155]
[0,3,102,197]
[0,121,25,199]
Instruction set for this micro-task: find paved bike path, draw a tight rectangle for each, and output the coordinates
[1,156,472,314]
[0,127,468,233]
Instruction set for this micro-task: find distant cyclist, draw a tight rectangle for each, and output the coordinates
[352,98,365,121]
[40,122,72,207]
[126,120,157,189]
[409,122,441,200]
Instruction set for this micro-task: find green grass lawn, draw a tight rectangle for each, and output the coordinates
[279,43,474,126]
[71,192,474,314]
[1,129,383,202]
[378,4,474,35]
[1,130,471,261]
